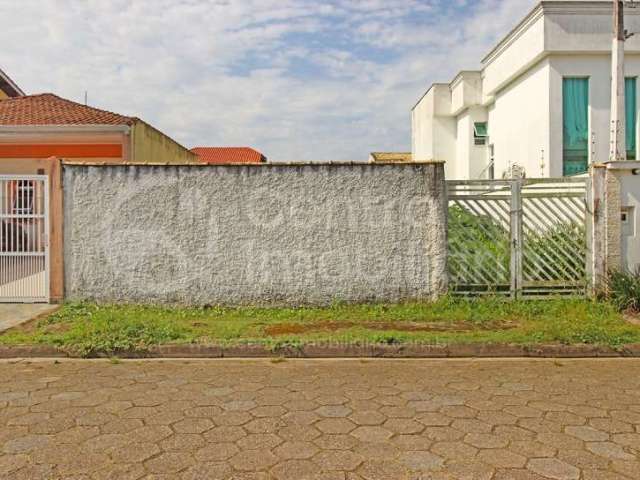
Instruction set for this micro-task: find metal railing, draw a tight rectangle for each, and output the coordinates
[0,175,49,303]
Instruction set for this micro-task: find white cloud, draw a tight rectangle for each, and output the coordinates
[1,0,536,160]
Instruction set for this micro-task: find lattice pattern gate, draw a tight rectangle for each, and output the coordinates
[447,178,590,297]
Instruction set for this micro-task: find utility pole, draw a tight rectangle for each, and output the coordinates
[611,0,627,162]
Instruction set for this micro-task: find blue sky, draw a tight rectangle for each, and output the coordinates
[1,0,536,160]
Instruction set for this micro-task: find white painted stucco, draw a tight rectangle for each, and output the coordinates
[412,1,640,180]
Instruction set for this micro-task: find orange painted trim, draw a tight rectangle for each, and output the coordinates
[0,144,122,158]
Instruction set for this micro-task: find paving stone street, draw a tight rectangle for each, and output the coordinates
[0,358,639,480]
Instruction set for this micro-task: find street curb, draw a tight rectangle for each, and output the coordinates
[0,343,640,359]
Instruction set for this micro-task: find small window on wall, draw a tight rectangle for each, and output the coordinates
[474,122,488,146]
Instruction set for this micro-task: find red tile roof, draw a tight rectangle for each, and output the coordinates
[0,93,136,126]
[191,147,266,164]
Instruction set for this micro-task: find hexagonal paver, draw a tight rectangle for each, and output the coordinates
[350,426,393,443]
[464,433,508,449]
[316,418,356,434]
[194,442,239,462]
[252,405,287,418]
[349,410,386,426]
[1,358,640,480]
[398,451,444,471]
[358,459,409,480]
[316,405,352,418]
[244,417,283,433]
[223,400,257,411]
[279,424,322,442]
[384,419,424,435]
[477,449,527,468]
[159,434,206,451]
[180,462,233,480]
[203,425,247,443]
[108,441,161,463]
[271,459,318,480]
[237,433,283,450]
[275,441,319,460]
[565,426,609,442]
[2,434,51,454]
[417,413,452,426]
[431,441,478,460]
[145,452,195,474]
[172,418,214,434]
[527,458,580,480]
[313,450,363,471]
[229,449,279,471]
[586,442,636,460]
[313,434,357,452]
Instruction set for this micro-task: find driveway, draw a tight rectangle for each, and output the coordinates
[0,304,58,334]
[0,358,638,479]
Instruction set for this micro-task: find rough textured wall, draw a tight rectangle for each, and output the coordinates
[63,163,447,305]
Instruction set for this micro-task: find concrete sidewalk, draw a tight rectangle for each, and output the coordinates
[0,304,58,333]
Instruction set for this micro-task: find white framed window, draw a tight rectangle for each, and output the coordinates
[473,122,488,146]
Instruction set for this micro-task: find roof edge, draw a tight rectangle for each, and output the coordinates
[0,67,25,97]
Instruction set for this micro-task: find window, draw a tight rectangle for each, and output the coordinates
[12,181,34,215]
[626,77,637,160]
[473,122,488,146]
[563,78,589,175]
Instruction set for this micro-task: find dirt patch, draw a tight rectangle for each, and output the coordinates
[264,320,516,336]
[623,313,640,326]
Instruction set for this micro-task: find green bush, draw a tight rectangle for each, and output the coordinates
[606,269,640,312]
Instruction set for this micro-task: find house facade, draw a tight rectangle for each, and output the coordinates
[0,94,197,164]
[412,1,640,180]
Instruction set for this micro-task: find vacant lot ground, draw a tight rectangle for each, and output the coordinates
[1,298,639,356]
[0,358,638,479]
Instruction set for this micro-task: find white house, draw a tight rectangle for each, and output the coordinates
[412,0,640,180]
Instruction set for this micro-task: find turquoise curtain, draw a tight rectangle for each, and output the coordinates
[626,77,637,159]
[563,78,589,175]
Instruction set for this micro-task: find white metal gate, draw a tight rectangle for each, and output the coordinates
[0,175,49,303]
[447,177,590,298]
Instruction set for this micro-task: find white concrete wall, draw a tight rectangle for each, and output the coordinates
[619,171,640,272]
[412,85,456,178]
[450,72,483,116]
[412,90,434,162]
[482,11,546,99]
[487,58,551,179]
[548,54,640,176]
[545,7,640,54]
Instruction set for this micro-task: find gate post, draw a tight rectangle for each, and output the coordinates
[510,179,523,299]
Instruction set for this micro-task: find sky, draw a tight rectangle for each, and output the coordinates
[1,0,537,161]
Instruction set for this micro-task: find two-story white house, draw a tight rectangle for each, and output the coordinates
[412,0,640,180]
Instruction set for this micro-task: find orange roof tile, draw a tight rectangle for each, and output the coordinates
[190,147,266,164]
[0,93,136,126]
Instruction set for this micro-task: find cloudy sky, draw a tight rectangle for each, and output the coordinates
[1,0,536,161]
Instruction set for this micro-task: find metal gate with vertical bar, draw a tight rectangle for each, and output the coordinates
[0,175,49,303]
[447,177,590,298]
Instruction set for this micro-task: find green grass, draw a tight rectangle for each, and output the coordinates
[0,297,638,357]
